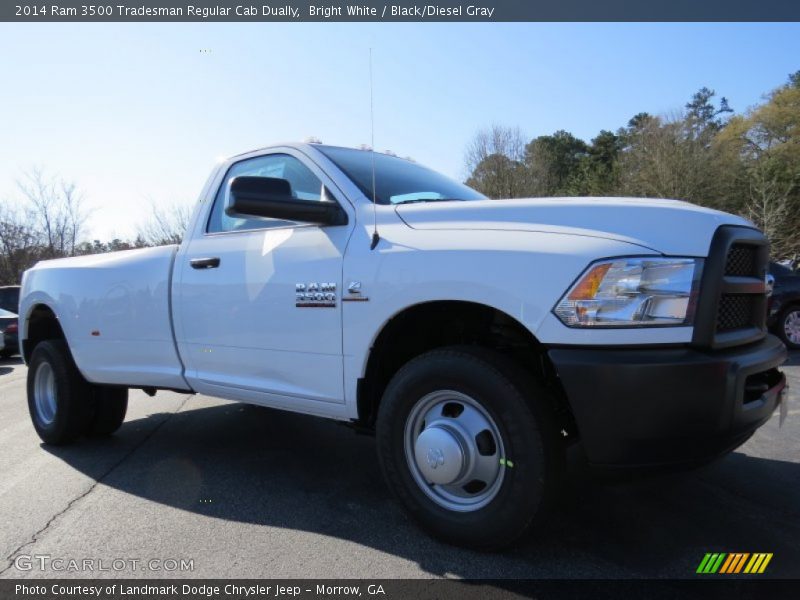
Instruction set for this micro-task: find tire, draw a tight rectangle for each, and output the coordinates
[776,305,800,350]
[376,346,563,550]
[27,340,93,445]
[86,386,128,437]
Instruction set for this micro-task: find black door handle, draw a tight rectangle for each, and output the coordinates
[190,257,221,269]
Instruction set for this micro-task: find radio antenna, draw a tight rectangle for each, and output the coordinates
[369,47,380,250]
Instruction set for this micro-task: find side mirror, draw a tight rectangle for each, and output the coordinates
[226,176,347,226]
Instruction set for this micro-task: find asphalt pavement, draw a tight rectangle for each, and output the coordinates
[0,352,798,580]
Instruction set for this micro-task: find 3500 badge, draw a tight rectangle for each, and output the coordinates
[296,282,336,307]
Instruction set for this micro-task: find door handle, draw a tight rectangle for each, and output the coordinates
[190,257,221,269]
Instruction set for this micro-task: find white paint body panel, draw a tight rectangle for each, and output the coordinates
[175,225,350,405]
[19,143,757,422]
[19,245,187,389]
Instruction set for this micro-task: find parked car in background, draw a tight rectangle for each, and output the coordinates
[0,308,18,358]
[768,262,800,349]
[0,285,20,313]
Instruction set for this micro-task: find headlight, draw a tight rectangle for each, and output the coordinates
[554,257,703,328]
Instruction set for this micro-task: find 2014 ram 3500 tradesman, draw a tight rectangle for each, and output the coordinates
[20,143,788,549]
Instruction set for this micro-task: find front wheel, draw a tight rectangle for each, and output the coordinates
[376,347,562,549]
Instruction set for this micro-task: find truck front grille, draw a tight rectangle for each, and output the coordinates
[725,244,759,277]
[716,295,757,332]
[693,226,769,349]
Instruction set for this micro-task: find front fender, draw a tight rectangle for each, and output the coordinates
[340,226,664,417]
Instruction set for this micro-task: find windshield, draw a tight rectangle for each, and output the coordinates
[316,145,486,205]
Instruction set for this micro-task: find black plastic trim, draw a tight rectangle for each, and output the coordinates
[692,225,769,349]
[548,334,787,467]
[189,257,221,269]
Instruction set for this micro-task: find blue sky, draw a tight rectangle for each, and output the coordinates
[1,22,798,240]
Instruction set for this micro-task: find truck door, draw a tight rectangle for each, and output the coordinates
[173,150,353,411]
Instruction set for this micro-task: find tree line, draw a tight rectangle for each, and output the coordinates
[2,71,798,286]
[464,72,800,259]
[0,171,189,286]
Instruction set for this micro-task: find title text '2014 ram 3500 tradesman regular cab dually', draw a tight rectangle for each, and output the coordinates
[19,143,788,549]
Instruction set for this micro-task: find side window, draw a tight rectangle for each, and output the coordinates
[207,154,324,233]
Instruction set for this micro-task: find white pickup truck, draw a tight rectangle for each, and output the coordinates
[20,143,788,549]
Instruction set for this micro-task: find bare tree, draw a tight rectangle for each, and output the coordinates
[0,168,88,284]
[464,125,531,198]
[137,200,194,246]
[744,163,798,257]
[16,168,88,258]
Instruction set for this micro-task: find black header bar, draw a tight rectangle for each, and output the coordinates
[3,0,800,22]
[5,579,800,600]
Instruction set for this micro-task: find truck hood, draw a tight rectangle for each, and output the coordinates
[395,197,754,256]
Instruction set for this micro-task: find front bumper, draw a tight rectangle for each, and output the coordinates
[548,335,787,468]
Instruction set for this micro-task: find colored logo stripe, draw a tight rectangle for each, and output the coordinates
[719,554,735,573]
[744,553,773,574]
[719,553,749,573]
[697,553,772,574]
[697,553,726,573]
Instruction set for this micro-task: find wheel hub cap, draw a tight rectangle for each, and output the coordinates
[414,425,465,485]
[33,362,57,425]
[404,390,506,512]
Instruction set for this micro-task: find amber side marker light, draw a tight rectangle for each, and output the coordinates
[568,263,612,301]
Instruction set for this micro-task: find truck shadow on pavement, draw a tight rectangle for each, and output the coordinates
[42,393,800,579]
[0,356,23,376]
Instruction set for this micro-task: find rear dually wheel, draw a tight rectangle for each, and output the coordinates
[26,340,128,444]
[27,340,93,445]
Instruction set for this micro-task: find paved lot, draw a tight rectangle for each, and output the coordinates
[0,352,798,580]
